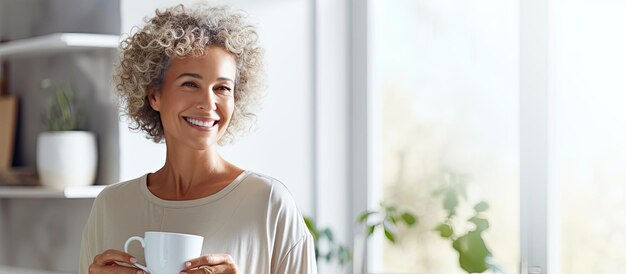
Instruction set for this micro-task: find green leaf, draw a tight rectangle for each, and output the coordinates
[303,216,314,230]
[474,201,490,213]
[302,216,353,265]
[337,246,345,265]
[303,216,319,241]
[55,89,71,124]
[336,245,353,266]
[46,82,79,131]
[357,211,377,224]
[434,223,453,238]
[383,226,396,244]
[401,212,417,226]
[469,217,490,232]
[443,190,458,217]
[385,205,398,212]
[322,228,334,241]
[452,231,490,273]
[367,225,376,236]
[388,214,398,224]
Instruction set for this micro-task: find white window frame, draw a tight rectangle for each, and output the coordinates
[348,0,376,272]
[520,0,559,273]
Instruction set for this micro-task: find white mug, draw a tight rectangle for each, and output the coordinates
[124,231,204,274]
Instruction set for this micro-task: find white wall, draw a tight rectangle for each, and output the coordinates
[315,0,352,273]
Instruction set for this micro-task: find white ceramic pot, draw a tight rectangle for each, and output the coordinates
[36,131,97,189]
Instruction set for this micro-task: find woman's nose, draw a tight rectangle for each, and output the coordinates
[196,89,217,110]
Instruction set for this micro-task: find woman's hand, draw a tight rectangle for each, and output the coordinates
[180,254,239,274]
[89,249,143,274]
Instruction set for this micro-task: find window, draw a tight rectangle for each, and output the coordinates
[553,0,626,272]
[364,0,626,273]
[370,0,519,273]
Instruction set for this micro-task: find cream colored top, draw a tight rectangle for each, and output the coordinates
[79,170,317,274]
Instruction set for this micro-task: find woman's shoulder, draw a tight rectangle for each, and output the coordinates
[241,171,301,212]
[95,174,146,202]
[244,172,311,251]
[243,171,293,199]
[243,171,279,189]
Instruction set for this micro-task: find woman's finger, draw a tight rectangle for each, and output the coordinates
[89,263,144,274]
[184,254,235,269]
[92,249,137,266]
[183,265,234,274]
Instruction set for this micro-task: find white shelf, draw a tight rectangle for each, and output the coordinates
[0,265,73,274]
[0,33,120,58]
[0,185,105,199]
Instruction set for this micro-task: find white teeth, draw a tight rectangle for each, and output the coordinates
[185,117,216,128]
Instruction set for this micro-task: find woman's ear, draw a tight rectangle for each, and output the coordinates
[148,88,161,112]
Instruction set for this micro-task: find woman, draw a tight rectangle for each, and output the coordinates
[79,4,317,274]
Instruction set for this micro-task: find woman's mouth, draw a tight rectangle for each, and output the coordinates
[183,117,219,131]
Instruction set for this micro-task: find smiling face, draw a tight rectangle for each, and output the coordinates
[149,46,237,150]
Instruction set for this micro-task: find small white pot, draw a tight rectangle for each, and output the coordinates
[36,131,97,189]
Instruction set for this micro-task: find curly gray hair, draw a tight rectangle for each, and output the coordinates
[114,4,264,145]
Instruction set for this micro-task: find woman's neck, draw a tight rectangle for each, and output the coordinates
[148,144,240,200]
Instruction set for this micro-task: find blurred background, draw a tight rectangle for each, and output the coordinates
[1,0,626,273]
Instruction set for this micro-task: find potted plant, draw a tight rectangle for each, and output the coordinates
[36,79,97,189]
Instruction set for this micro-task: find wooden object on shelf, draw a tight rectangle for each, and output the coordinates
[0,46,6,90]
[0,168,38,186]
[0,97,17,169]
[0,45,18,170]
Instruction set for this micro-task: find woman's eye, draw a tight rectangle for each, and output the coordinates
[217,86,232,93]
[182,82,198,88]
